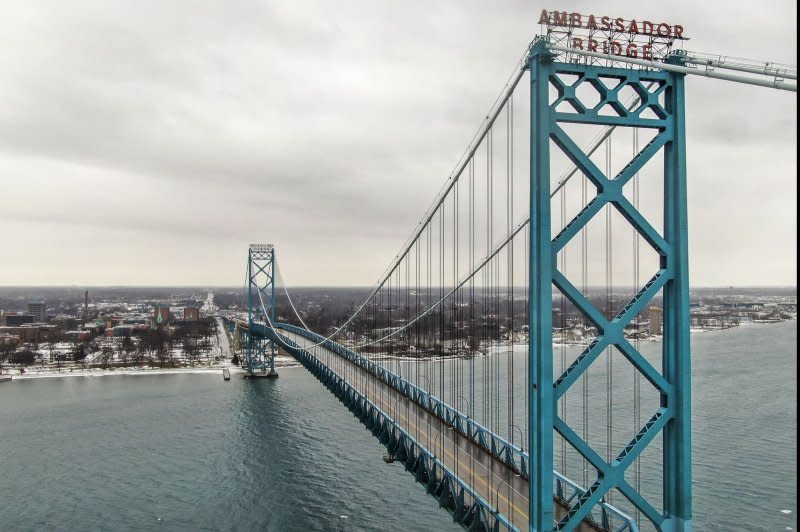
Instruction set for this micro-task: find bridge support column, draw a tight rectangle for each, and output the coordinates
[246,243,279,378]
[525,39,692,531]
[528,40,555,532]
[662,57,692,531]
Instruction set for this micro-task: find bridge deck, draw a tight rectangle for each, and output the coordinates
[279,328,529,529]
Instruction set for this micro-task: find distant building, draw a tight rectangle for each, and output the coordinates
[649,306,662,336]
[51,315,78,332]
[82,321,104,333]
[0,324,59,343]
[5,314,34,327]
[153,305,170,326]
[184,307,200,321]
[103,316,125,329]
[65,330,91,342]
[28,301,46,323]
[0,332,20,346]
[112,325,134,337]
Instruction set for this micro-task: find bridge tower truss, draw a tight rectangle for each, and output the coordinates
[246,243,279,377]
[528,41,691,531]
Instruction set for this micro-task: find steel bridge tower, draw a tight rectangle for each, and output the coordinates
[246,243,279,378]
[528,40,691,531]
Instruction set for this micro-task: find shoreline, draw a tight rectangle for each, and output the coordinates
[7,366,239,380]
[2,319,793,382]
[1,358,303,381]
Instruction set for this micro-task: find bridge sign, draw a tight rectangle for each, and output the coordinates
[539,9,687,61]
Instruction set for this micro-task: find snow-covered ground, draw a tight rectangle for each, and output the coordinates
[8,366,244,380]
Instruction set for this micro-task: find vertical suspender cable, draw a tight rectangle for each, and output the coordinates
[439,206,445,405]
[510,94,516,449]
[469,157,475,425]
[581,157,589,488]
[605,134,614,504]
[560,170,568,475]
[469,156,476,490]
[453,179,460,474]
[507,95,514,447]
[524,221,529,453]
[491,126,499,436]
[484,130,491,428]
[415,239,420,396]
[427,226,432,446]
[633,126,642,525]
[406,248,411,428]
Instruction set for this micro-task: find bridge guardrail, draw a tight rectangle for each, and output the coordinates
[554,472,638,532]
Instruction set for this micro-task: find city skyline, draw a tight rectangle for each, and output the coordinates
[0,1,796,287]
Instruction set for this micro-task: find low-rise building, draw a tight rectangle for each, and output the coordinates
[112,325,134,337]
[0,324,60,343]
[65,330,91,342]
[0,332,20,346]
[184,306,200,321]
[5,314,34,327]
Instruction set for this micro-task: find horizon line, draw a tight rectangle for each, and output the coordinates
[0,284,796,290]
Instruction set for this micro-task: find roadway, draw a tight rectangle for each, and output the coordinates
[277,328,532,529]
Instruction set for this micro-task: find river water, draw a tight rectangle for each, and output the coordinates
[0,321,795,531]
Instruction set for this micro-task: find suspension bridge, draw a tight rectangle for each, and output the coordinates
[225,17,795,532]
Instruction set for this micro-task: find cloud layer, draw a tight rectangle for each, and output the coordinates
[0,1,795,286]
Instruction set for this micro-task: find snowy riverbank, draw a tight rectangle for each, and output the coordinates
[1,356,301,381]
[7,366,239,380]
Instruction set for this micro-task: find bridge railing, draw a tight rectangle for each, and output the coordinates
[554,473,638,532]
[271,322,638,532]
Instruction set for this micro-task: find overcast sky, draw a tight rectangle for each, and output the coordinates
[0,1,795,287]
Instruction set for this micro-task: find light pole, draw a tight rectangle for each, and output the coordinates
[430,425,454,460]
[418,374,431,393]
[509,423,525,452]
[491,476,513,523]
[417,374,434,409]
[457,394,471,418]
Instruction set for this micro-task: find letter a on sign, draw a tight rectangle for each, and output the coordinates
[538,10,549,24]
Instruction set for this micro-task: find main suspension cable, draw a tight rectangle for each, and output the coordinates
[274,78,651,353]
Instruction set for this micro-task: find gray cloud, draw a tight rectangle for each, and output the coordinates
[0,0,795,286]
